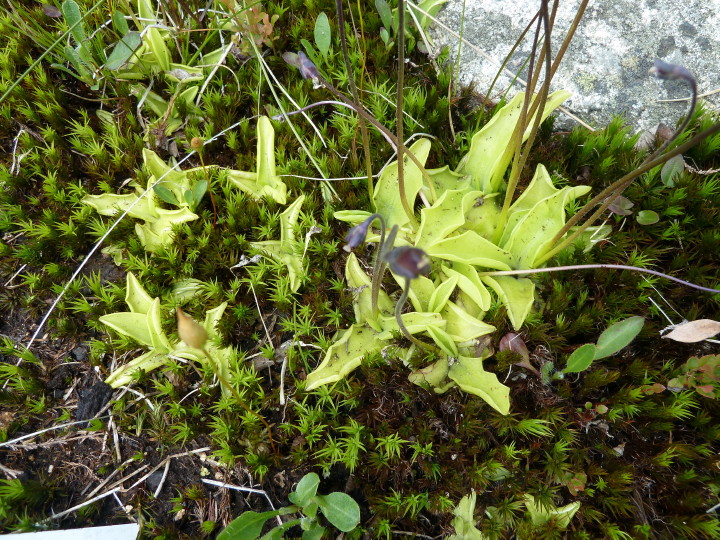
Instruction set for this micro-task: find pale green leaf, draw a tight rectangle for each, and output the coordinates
[425,325,458,356]
[125,272,154,314]
[104,350,166,388]
[81,192,154,219]
[203,303,228,340]
[377,312,446,340]
[408,359,450,389]
[255,116,287,203]
[427,274,458,313]
[441,263,491,312]
[458,91,571,193]
[144,26,170,71]
[146,298,172,351]
[425,230,513,270]
[99,312,152,346]
[305,325,383,390]
[373,139,430,227]
[524,494,581,528]
[417,190,482,247]
[448,491,485,540]
[448,356,510,415]
[501,165,590,268]
[442,301,495,343]
[480,275,534,330]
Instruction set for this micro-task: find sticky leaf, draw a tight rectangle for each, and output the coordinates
[305,324,383,390]
[448,357,510,415]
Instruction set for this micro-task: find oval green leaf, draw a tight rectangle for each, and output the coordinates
[563,343,596,374]
[216,510,280,540]
[594,316,644,360]
[289,473,320,508]
[636,210,659,225]
[315,492,361,532]
[314,12,331,58]
[660,154,685,187]
[105,31,142,70]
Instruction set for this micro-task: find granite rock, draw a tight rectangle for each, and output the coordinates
[427,0,720,130]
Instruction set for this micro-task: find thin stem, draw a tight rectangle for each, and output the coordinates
[479,264,720,295]
[315,74,437,202]
[200,347,277,456]
[195,149,217,227]
[335,0,374,199]
[540,120,720,265]
[494,1,552,244]
[483,11,540,108]
[372,224,398,317]
[395,0,416,226]
[395,277,439,352]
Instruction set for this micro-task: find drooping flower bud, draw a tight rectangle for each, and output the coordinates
[384,246,431,279]
[176,308,208,350]
[282,51,320,80]
[649,59,694,84]
[343,214,379,252]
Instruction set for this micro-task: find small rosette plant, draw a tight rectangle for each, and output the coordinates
[306,91,606,414]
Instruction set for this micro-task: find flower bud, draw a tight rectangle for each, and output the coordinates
[343,215,376,252]
[384,246,431,279]
[176,308,208,350]
[649,59,694,84]
[190,137,204,151]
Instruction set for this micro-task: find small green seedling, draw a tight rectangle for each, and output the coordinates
[668,354,720,399]
[523,494,581,529]
[100,273,233,389]
[249,195,306,292]
[217,472,360,539]
[560,316,645,376]
[447,490,486,540]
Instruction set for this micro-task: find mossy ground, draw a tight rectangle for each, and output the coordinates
[1,1,719,538]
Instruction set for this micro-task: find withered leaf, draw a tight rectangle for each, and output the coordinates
[663,319,720,343]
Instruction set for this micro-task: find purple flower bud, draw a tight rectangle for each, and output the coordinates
[650,59,694,84]
[384,246,431,279]
[282,51,321,80]
[297,51,320,80]
[343,216,375,252]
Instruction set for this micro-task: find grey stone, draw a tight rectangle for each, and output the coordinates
[427,0,720,130]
